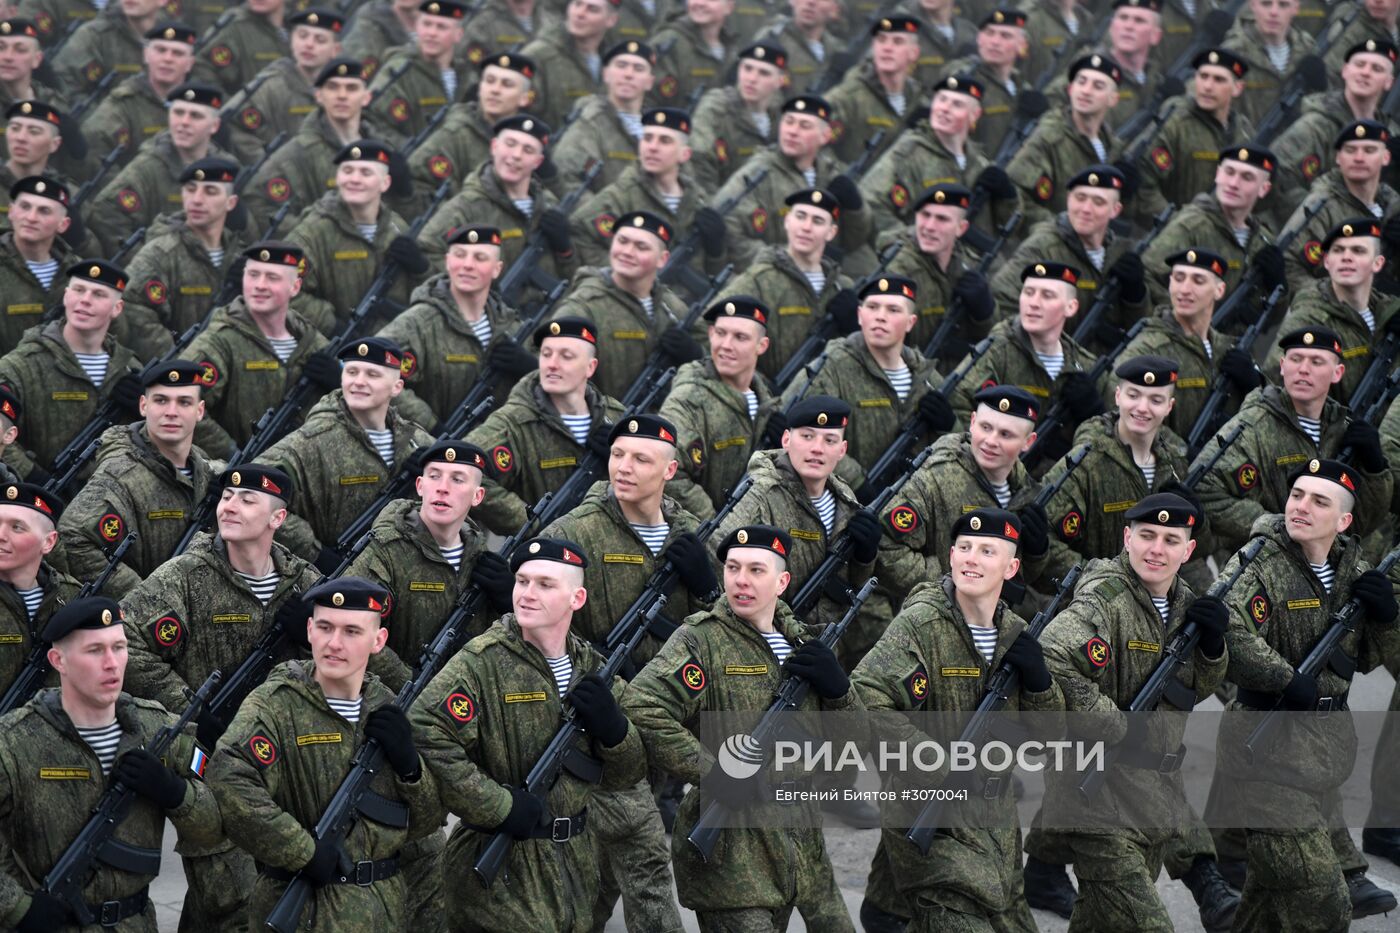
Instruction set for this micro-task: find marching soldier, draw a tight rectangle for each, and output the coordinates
[948,8,1030,153]
[341,0,416,75]
[1022,0,1091,84]
[458,0,544,66]
[49,0,159,95]
[1072,0,1166,129]
[688,41,786,193]
[1218,0,1319,127]
[408,537,644,933]
[0,595,222,933]
[464,316,624,535]
[548,41,652,194]
[0,18,68,118]
[120,462,320,932]
[0,99,75,220]
[905,0,978,89]
[825,15,923,166]
[193,0,292,98]
[0,175,73,355]
[0,481,81,696]
[1320,0,1400,81]
[58,361,219,598]
[79,22,197,172]
[756,0,839,93]
[517,0,616,130]
[367,0,473,140]
[209,576,440,931]
[648,0,737,111]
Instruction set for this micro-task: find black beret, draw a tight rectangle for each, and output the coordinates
[972,384,1039,422]
[482,51,537,78]
[8,174,69,207]
[5,99,62,127]
[0,385,20,425]
[243,240,306,270]
[287,7,344,31]
[871,15,920,34]
[1163,247,1227,278]
[1123,493,1198,529]
[914,182,972,211]
[1219,145,1276,173]
[981,8,1025,28]
[703,295,770,328]
[737,42,786,69]
[419,439,490,472]
[781,95,833,121]
[179,157,238,184]
[613,210,674,245]
[1322,217,1383,252]
[1067,164,1125,192]
[1112,0,1162,10]
[1068,53,1122,86]
[42,596,121,642]
[67,259,127,292]
[717,524,792,562]
[144,359,207,389]
[1192,47,1247,78]
[1021,261,1080,286]
[144,21,197,43]
[950,507,1021,544]
[533,316,599,347]
[784,187,840,218]
[0,19,40,39]
[1115,354,1178,387]
[166,82,223,109]
[642,107,690,134]
[1287,457,1359,496]
[447,224,503,247]
[0,481,63,521]
[337,336,405,370]
[315,57,366,85]
[1346,38,1400,65]
[510,537,588,573]
[305,576,391,613]
[1335,119,1390,148]
[334,138,394,166]
[608,413,679,445]
[220,463,293,503]
[492,113,550,144]
[933,73,984,100]
[1277,326,1343,356]
[417,0,470,17]
[602,40,655,66]
[858,274,917,302]
[786,394,851,429]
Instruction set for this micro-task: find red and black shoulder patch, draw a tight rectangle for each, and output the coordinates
[1249,591,1270,626]
[491,444,513,474]
[1059,510,1082,540]
[1083,636,1110,668]
[152,613,183,648]
[98,512,125,543]
[888,504,919,534]
[674,656,707,695]
[248,733,277,767]
[1236,462,1258,491]
[444,688,476,724]
[904,666,929,703]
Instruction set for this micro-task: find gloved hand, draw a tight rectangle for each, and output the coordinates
[952,270,995,321]
[974,165,1016,201]
[1297,54,1328,92]
[536,154,559,183]
[826,173,864,212]
[658,325,704,364]
[472,550,515,613]
[486,338,537,380]
[1015,88,1048,120]
[111,372,144,416]
[693,207,727,258]
[1386,305,1400,337]
[1350,569,1398,625]
[497,786,546,839]
[302,836,344,886]
[1017,502,1049,558]
[61,210,88,252]
[112,748,186,809]
[916,390,955,433]
[663,532,720,597]
[759,409,787,448]
[538,208,572,254]
[1060,371,1104,421]
[23,463,52,487]
[586,418,614,459]
[1109,251,1146,304]
[303,350,342,390]
[825,287,860,335]
[845,508,881,564]
[1112,160,1142,200]
[701,760,761,808]
[366,705,421,780]
[1219,347,1262,392]
[1384,215,1400,252]
[274,597,310,645]
[783,640,849,699]
[196,707,226,750]
[1281,670,1319,711]
[1186,595,1229,658]
[314,546,343,576]
[1252,244,1286,293]
[17,891,71,933]
[1342,420,1387,472]
[1002,630,1052,693]
[386,235,429,276]
[567,674,629,747]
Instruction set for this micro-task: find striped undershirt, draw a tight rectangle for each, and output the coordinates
[78,721,122,775]
[1202,337,1213,360]
[743,390,758,420]
[1036,351,1064,380]
[469,316,493,346]
[236,569,280,604]
[639,295,654,316]
[884,366,912,401]
[1140,460,1156,488]
[763,631,792,662]
[1151,596,1170,625]
[1297,415,1322,445]
[268,336,298,363]
[513,198,534,218]
[1360,308,1376,332]
[806,39,825,62]
[810,488,836,534]
[630,521,669,556]
[18,585,42,620]
[1090,137,1106,162]
[584,52,601,81]
[326,696,363,724]
[1370,202,1385,218]
[25,258,57,289]
[73,352,109,385]
[366,428,395,465]
[887,92,906,115]
[441,67,458,100]
[1232,228,1249,248]
[208,247,225,268]
[1310,561,1335,593]
[547,655,573,694]
[561,413,591,445]
[751,111,771,138]
[356,222,377,241]
[440,542,463,571]
[618,111,643,139]
[1085,247,1105,271]
[802,167,816,186]
[965,623,997,662]
[178,465,193,478]
[803,270,826,293]
[932,22,953,41]
[1265,43,1290,72]
[988,479,1011,508]
[661,194,681,214]
[953,152,966,171]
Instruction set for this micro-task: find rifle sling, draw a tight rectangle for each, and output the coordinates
[645,612,680,643]
[560,744,605,784]
[96,837,162,875]
[1160,676,1198,712]
[355,788,411,828]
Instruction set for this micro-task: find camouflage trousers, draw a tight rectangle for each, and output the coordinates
[180,846,255,933]
[403,828,447,933]
[1063,829,1171,933]
[589,779,684,933]
[1232,782,1351,933]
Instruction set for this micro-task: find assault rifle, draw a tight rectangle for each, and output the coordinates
[923,212,1020,364]
[68,70,116,125]
[659,167,769,297]
[1182,421,1247,491]
[67,142,124,214]
[1113,7,1235,141]
[1346,333,1400,420]
[1212,198,1327,331]
[1071,205,1175,346]
[497,160,601,305]
[1338,367,1400,467]
[620,264,734,410]
[1186,285,1286,456]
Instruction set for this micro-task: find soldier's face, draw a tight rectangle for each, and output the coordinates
[445,242,503,294]
[144,39,194,87]
[975,24,1024,66]
[490,130,545,186]
[341,360,403,414]
[608,436,678,503]
[1168,266,1225,318]
[246,0,283,15]
[1122,523,1195,595]
[1285,476,1355,546]
[1250,0,1298,38]
[141,385,204,445]
[929,91,978,138]
[782,425,846,483]
[121,0,164,18]
[948,535,1019,600]
[167,102,219,151]
[777,112,831,161]
[1342,53,1395,98]
[8,192,69,245]
[736,59,783,105]
[480,65,534,118]
[1280,348,1344,404]
[914,202,967,254]
[609,226,668,281]
[537,336,597,395]
[708,316,768,377]
[1192,66,1242,113]
[63,280,123,334]
[336,160,391,209]
[857,295,917,351]
[315,77,371,121]
[181,180,236,229]
[513,561,587,631]
[416,462,485,525]
[1018,279,1078,338]
[50,626,128,711]
[791,0,834,28]
[291,25,340,72]
[602,54,653,105]
[639,127,690,174]
[243,260,303,313]
[0,36,40,83]
[1338,140,1390,183]
[1213,160,1270,212]
[783,203,838,256]
[687,0,733,27]
[1115,381,1174,440]
[565,0,617,39]
[969,405,1035,473]
[871,31,920,75]
[1366,0,1400,19]
[4,117,59,166]
[1108,8,1161,54]
[1066,187,1121,238]
[0,504,57,574]
[216,488,286,542]
[1068,70,1119,117]
[309,607,388,683]
[723,548,789,623]
[415,13,463,57]
[1323,236,1384,287]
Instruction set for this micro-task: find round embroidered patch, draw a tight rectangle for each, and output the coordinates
[154,615,182,647]
[145,279,167,304]
[889,504,918,534]
[99,512,124,542]
[492,445,513,473]
[1083,636,1110,668]
[264,177,291,202]
[1060,511,1082,539]
[445,691,475,722]
[248,734,277,766]
[1236,462,1258,490]
[1249,593,1270,624]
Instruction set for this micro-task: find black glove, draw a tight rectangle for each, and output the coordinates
[536,154,559,182]
[658,325,704,364]
[1281,670,1319,711]
[22,463,51,487]
[274,597,310,645]
[1185,595,1229,658]
[386,235,429,276]
[826,173,864,212]
[1386,305,1400,337]
[1252,244,1286,293]
[366,705,420,779]
[486,338,537,380]
[112,748,186,809]
[314,546,343,576]
[825,287,860,335]
[1350,569,1398,625]
[1060,371,1104,421]
[1015,88,1048,120]
[1219,347,1262,392]
[759,409,787,448]
[1342,420,1387,472]
[111,372,144,416]
[974,165,1016,201]
[538,208,572,254]
[498,786,546,839]
[952,270,995,322]
[663,532,719,597]
[1108,251,1146,304]
[17,891,71,933]
[701,760,761,808]
[472,550,515,614]
[586,418,614,459]
[303,350,342,390]
[693,207,727,258]
[1017,502,1049,558]
[567,673,629,747]
[196,707,226,749]
[1384,216,1400,253]
[783,640,849,699]
[1297,54,1329,92]
[1112,160,1142,200]
[845,508,882,564]
[1002,630,1052,693]
[916,390,955,433]
[302,836,343,886]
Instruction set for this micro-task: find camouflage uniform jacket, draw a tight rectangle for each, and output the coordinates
[221,56,319,164]
[1044,49,1163,130]
[342,1,413,76]
[78,73,167,173]
[621,597,862,911]
[0,562,82,697]
[1020,3,1091,86]
[826,60,920,166]
[408,100,495,202]
[945,54,1022,155]
[879,231,992,362]
[16,0,97,46]
[409,616,641,933]
[1219,17,1318,127]
[0,689,222,930]
[688,86,778,193]
[1278,169,1400,291]
[1191,384,1394,551]
[1007,105,1123,230]
[754,16,839,92]
[647,15,735,111]
[1265,276,1400,404]
[518,24,603,130]
[1141,191,1277,301]
[192,6,291,97]
[549,94,640,196]
[1118,306,1240,441]
[0,230,70,355]
[1319,10,1399,85]
[1129,96,1256,229]
[367,45,470,141]
[210,661,441,932]
[902,11,978,90]
[50,5,144,94]
[569,164,712,269]
[58,421,221,598]
[457,0,543,66]
[464,372,626,535]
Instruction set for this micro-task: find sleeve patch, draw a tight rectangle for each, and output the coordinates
[1059,510,1082,540]
[239,106,263,130]
[265,177,291,202]
[491,444,513,473]
[1249,592,1271,625]
[1034,174,1053,202]
[1300,154,1321,181]
[210,45,233,67]
[714,137,729,164]
[1150,147,1173,172]
[153,614,183,647]
[1236,462,1258,490]
[688,437,704,467]
[99,512,125,542]
[444,688,476,723]
[1303,240,1323,266]
[889,183,909,208]
[144,279,167,304]
[658,75,679,98]
[674,656,707,694]
[198,360,220,386]
[593,213,616,237]
[427,154,453,179]
[248,733,277,766]
[888,504,919,533]
[905,666,929,702]
[116,188,142,213]
[750,207,768,234]
[388,97,410,123]
[1083,636,1110,668]
[399,350,417,378]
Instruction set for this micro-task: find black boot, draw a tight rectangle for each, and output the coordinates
[1182,858,1241,933]
[858,898,907,933]
[1362,827,1400,867]
[1023,856,1076,919]
[1216,857,1247,890]
[1347,870,1398,918]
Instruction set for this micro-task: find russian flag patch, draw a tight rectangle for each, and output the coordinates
[189,746,209,778]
